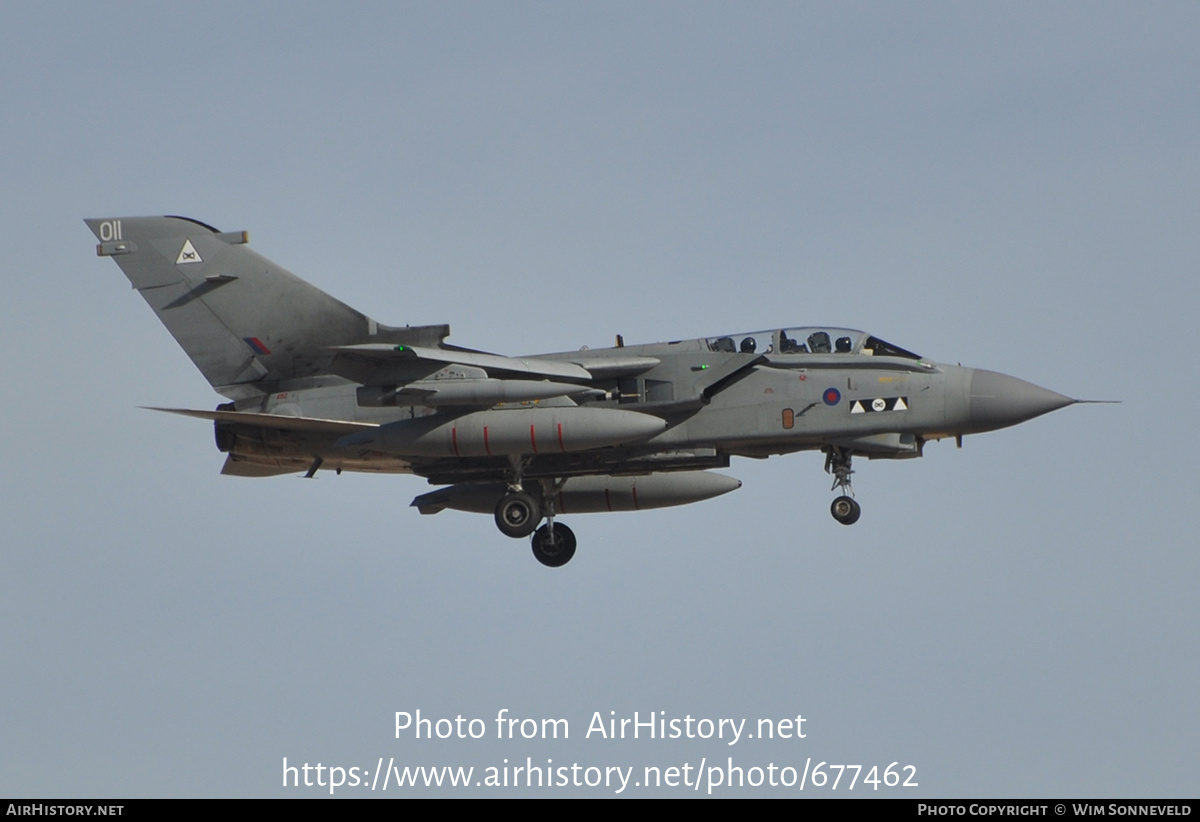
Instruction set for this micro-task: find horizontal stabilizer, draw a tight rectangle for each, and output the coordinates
[220,456,300,477]
[146,407,378,435]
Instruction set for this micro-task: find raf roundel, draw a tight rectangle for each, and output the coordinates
[823,388,841,406]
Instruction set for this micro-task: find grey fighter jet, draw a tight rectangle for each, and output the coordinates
[87,215,1084,567]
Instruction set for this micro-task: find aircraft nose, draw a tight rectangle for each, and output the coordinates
[968,369,1075,433]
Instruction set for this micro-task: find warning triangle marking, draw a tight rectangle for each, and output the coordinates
[176,239,203,265]
[895,397,908,411]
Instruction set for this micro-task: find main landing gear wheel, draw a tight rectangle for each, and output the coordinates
[830,495,861,525]
[531,522,576,568]
[495,491,541,538]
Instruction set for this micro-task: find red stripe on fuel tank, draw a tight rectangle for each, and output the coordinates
[557,423,565,452]
[483,426,492,456]
[530,424,538,453]
[451,427,460,457]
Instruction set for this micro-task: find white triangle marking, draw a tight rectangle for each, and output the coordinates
[176,239,203,265]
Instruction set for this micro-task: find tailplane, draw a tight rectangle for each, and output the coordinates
[86,216,446,398]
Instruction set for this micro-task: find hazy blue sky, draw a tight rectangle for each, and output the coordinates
[2,2,1196,797]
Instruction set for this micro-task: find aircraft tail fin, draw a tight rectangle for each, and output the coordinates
[86,216,446,398]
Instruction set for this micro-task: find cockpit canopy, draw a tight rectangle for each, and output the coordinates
[706,327,921,360]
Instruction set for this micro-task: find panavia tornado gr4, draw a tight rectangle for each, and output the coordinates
[87,215,1085,567]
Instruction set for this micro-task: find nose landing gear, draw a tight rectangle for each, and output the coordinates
[824,446,861,525]
[830,495,861,525]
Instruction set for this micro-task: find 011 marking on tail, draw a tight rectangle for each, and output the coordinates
[87,215,1090,567]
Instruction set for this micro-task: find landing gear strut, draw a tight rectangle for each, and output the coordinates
[529,478,575,566]
[824,446,861,525]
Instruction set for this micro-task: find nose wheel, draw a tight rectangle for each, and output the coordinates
[830,495,861,525]
[824,445,862,525]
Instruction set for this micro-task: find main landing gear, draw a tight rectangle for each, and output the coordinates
[824,445,862,525]
[531,522,576,567]
[494,461,577,566]
[494,456,543,538]
[494,490,540,538]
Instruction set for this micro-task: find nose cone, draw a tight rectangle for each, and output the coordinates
[968,369,1075,433]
